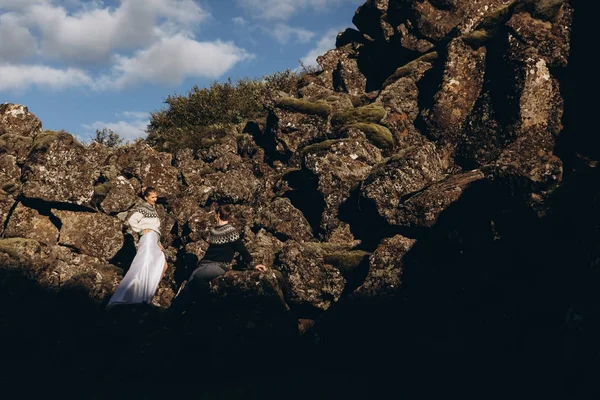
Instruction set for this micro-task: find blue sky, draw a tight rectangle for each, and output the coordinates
[0,0,363,141]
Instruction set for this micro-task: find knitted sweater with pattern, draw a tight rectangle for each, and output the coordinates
[202,223,254,268]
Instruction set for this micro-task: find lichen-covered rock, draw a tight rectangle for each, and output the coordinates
[352,234,416,300]
[0,190,15,236]
[0,134,33,164]
[397,22,435,53]
[361,143,448,225]
[268,97,331,159]
[21,131,96,205]
[38,245,121,303]
[185,208,213,242]
[99,176,137,214]
[115,141,180,196]
[211,269,289,312]
[352,0,391,41]
[276,241,346,311]
[175,148,208,187]
[3,203,59,246]
[196,134,243,172]
[52,210,124,260]
[0,154,20,188]
[0,237,45,268]
[317,44,367,96]
[170,185,213,226]
[506,3,572,68]
[412,0,515,40]
[243,229,284,267]
[423,38,486,144]
[395,170,485,228]
[456,90,508,168]
[204,167,260,205]
[254,197,313,242]
[303,138,383,238]
[0,103,42,138]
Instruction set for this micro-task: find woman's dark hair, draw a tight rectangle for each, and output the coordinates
[216,204,232,220]
[142,186,157,199]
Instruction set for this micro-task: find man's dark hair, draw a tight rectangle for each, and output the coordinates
[217,204,232,220]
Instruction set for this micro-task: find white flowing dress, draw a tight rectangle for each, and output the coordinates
[106,204,165,308]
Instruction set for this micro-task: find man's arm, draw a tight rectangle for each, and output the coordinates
[232,239,267,271]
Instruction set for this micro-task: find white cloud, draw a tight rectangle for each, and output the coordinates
[121,111,149,119]
[232,16,247,25]
[237,0,361,21]
[300,28,340,68]
[0,13,38,62]
[3,0,209,64]
[270,24,315,44]
[0,64,92,92]
[82,114,150,141]
[102,35,253,89]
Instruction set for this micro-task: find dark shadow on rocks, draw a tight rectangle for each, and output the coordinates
[109,232,136,270]
[282,169,325,238]
[338,184,423,251]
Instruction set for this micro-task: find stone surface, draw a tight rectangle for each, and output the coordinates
[424,38,486,145]
[52,210,124,260]
[394,170,485,228]
[276,241,346,311]
[115,142,180,196]
[99,176,138,214]
[0,134,33,164]
[0,190,15,236]
[0,154,20,188]
[254,197,313,242]
[0,103,42,138]
[4,203,59,246]
[21,131,97,206]
[361,143,448,225]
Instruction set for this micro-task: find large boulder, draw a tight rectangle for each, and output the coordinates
[0,134,32,164]
[377,52,437,146]
[204,167,260,205]
[423,38,486,145]
[52,210,124,260]
[352,234,416,300]
[0,154,20,188]
[98,176,138,214]
[21,131,96,206]
[506,3,572,68]
[302,138,383,239]
[361,143,448,225]
[115,142,180,196]
[317,43,367,96]
[254,197,313,242]
[0,103,42,138]
[276,241,346,311]
[268,97,332,161]
[3,203,59,246]
[0,190,15,236]
[394,170,485,228]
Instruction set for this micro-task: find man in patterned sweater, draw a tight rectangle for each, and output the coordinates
[172,204,267,308]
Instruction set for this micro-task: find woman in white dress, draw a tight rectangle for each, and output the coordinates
[106,187,168,308]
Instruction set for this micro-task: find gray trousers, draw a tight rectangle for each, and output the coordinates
[171,261,228,309]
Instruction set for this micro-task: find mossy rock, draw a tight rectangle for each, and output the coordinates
[300,139,352,156]
[331,103,386,128]
[345,123,394,150]
[477,1,517,30]
[1,182,20,194]
[0,134,32,151]
[196,138,223,149]
[93,182,113,197]
[382,52,439,88]
[324,251,371,273]
[462,29,492,48]
[0,238,42,259]
[30,130,81,152]
[275,98,332,117]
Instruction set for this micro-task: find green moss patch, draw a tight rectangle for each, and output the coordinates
[331,103,386,128]
[382,52,438,88]
[300,139,351,156]
[345,123,394,150]
[462,29,492,48]
[0,238,42,258]
[275,98,332,116]
[30,130,79,152]
[0,134,32,151]
[324,251,370,273]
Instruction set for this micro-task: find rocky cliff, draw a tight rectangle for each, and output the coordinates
[1,0,596,398]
